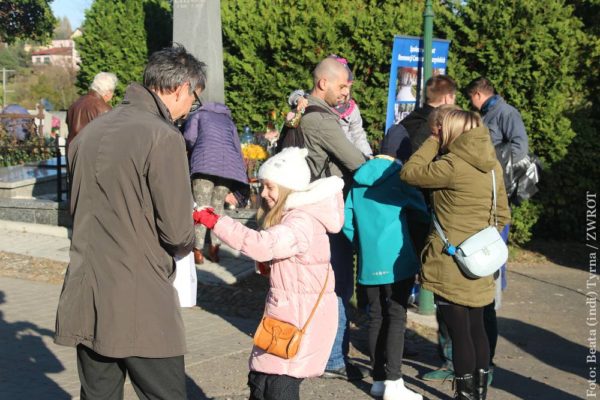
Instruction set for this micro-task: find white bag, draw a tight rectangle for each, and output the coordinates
[173,252,197,307]
[454,226,508,278]
[433,171,508,279]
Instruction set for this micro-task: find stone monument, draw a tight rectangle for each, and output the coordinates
[173,0,225,104]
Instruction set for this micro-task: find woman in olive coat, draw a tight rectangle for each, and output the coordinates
[400,109,510,400]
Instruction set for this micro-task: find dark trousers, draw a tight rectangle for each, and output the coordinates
[248,371,302,400]
[484,301,498,364]
[76,345,186,400]
[325,231,354,370]
[436,300,490,376]
[365,278,414,381]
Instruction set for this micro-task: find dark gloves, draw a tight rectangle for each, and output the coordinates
[192,207,220,229]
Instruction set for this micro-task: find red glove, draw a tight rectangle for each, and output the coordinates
[192,207,220,229]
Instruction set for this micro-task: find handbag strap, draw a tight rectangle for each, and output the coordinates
[491,170,498,227]
[300,267,329,334]
[433,170,498,251]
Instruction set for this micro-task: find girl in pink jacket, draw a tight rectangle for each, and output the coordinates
[194,147,343,400]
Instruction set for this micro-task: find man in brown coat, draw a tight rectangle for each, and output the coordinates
[66,71,117,149]
[55,45,206,399]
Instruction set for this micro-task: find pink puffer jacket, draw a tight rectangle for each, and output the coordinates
[213,176,344,378]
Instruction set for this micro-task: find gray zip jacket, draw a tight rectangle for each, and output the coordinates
[338,104,373,157]
[300,95,365,181]
[482,96,529,163]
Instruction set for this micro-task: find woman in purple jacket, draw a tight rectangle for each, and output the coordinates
[183,102,248,264]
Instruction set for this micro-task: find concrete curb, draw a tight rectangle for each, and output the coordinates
[0,219,71,238]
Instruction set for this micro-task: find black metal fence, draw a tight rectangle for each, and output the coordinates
[0,114,68,202]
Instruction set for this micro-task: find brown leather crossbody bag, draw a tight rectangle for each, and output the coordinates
[253,268,329,359]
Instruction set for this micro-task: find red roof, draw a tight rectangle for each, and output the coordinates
[31,47,72,56]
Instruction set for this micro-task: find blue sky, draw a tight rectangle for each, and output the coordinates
[51,0,92,29]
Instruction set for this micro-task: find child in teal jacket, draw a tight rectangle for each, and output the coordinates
[343,149,429,400]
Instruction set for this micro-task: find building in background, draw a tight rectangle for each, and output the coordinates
[29,29,81,70]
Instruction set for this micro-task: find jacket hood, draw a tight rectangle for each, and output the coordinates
[400,104,434,130]
[285,176,344,233]
[199,102,231,116]
[353,156,401,187]
[448,126,497,172]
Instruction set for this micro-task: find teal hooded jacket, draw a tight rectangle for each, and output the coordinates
[343,155,430,285]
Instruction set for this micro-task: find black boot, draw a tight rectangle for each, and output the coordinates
[476,369,489,400]
[454,373,476,400]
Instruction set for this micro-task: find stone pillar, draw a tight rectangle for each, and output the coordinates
[173,0,225,104]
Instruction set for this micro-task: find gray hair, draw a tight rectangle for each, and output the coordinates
[90,72,118,96]
[143,44,207,94]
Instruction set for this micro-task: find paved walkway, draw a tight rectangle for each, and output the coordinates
[0,221,593,399]
[0,220,255,285]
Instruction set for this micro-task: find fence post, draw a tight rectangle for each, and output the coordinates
[56,138,62,202]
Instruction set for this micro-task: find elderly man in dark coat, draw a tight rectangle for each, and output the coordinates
[54,45,206,399]
[66,71,117,149]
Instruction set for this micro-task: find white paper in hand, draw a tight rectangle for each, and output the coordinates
[173,252,197,307]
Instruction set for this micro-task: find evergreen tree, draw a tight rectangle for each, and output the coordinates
[221,0,423,139]
[0,0,56,44]
[75,0,172,100]
[54,16,73,39]
[435,0,586,243]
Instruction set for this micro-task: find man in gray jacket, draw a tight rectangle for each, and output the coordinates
[301,57,367,381]
[467,76,528,167]
[55,45,206,399]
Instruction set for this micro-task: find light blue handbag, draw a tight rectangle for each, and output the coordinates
[433,171,508,279]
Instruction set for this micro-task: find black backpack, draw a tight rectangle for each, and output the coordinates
[274,105,327,154]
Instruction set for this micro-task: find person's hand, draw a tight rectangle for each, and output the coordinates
[225,193,238,207]
[192,207,220,229]
[296,97,308,113]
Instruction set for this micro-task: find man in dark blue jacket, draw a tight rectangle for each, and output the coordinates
[466,77,529,184]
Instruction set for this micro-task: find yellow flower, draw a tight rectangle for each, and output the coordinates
[242,144,268,160]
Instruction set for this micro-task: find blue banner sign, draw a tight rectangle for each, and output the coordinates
[385,35,450,133]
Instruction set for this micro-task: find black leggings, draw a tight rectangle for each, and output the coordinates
[437,300,490,376]
[248,371,302,400]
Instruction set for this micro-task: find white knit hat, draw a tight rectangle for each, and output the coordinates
[258,147,311,191]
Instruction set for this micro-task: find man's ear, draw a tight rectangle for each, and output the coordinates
[174,83,189,101]
[317,78,327,91]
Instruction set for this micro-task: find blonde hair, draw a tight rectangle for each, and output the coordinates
[441,109,483,150]
[428,104,460,134]
[256,184,293,229]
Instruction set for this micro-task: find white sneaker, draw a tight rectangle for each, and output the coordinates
[370,380,385,396]
[383,378,423,400]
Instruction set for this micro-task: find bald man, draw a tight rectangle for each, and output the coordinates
[299,57,367,381]
[299,57,365,181]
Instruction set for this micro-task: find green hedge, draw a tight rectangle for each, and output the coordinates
[221,0,423,139]
[74,0,597,244]
[75,0,172,101]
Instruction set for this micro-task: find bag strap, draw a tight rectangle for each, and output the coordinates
[299,267,329,333]
[491,170,498,227]
[433,170,498,253]
[302,105,332,179]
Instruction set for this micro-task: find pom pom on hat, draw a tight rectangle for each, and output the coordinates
[258,147,311,191]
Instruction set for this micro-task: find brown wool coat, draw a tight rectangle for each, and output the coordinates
[400,127,511,307]
[54,83,195,358]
